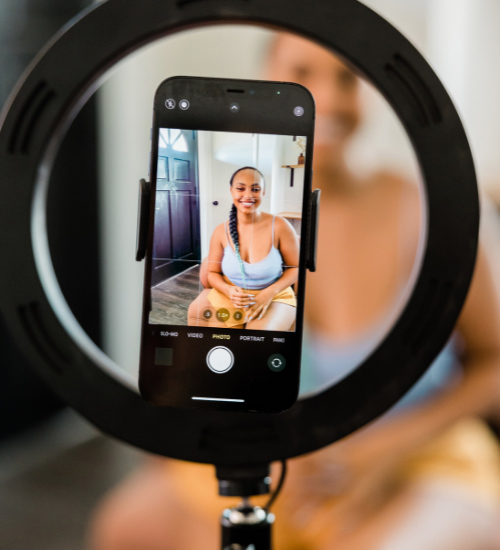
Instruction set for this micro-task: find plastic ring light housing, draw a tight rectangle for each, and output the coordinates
[0,0,478,466]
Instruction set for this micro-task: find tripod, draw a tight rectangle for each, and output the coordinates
[217,462,287,550]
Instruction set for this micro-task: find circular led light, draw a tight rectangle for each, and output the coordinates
[0,0,478,466]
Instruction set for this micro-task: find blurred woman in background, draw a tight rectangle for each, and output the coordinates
[88,33,500,550]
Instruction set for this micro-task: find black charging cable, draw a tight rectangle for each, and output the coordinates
[264,460,288,512]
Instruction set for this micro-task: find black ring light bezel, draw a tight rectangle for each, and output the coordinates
[0,0,478,466]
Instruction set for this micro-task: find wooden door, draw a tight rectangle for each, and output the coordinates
[152,129,200,286]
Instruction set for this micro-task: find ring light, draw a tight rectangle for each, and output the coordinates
[0,0,478,466]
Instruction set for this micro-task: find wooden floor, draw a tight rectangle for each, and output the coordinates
[149,264,201,325]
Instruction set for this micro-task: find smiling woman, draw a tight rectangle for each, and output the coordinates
[188,166,299,331]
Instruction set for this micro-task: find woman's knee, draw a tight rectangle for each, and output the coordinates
[247,303,296,331]
[88,496,135,550]
[375,482,500,550]
[88,461,220,550]
[188,290,213,325]
[88,484,149,550]
[87,462,175,550]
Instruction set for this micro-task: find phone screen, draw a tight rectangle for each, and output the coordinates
[150,128,306,333]
[139,78,314,413]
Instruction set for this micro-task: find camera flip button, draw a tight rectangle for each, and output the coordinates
[207,346,234,374]
[268,354,286,372]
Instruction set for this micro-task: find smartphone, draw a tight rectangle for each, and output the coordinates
[137,76,316,413]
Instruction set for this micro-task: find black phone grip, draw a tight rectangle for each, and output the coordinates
[306,189,321,272]
[136,178,151,262]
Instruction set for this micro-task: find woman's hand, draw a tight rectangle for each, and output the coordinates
[245,287,275,322]
[226,285,255,309]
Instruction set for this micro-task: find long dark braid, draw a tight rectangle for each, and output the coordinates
[229,203,246,289]
[228,167,265,290]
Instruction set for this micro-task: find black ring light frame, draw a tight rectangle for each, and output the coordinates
[0,0,478,467]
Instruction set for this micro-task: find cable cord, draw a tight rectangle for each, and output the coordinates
[264,460,287,512]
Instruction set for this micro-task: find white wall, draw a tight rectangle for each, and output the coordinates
[270,135,306,216]
[426,0,500,193]
[197,130,213,260]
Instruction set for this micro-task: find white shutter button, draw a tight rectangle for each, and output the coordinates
[206,346,234,374]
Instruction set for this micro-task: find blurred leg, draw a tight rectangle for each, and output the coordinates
[187,289,214,327]
[87,459,219,550]
[320,480,500,550]
[246,303,296,331]
[376,481,499,550]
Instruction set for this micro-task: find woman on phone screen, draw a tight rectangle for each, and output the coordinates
[188,166,299,331]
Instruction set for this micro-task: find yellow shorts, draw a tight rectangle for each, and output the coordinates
[207,277,296,328]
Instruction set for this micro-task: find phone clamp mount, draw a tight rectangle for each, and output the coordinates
[0,0,479,549]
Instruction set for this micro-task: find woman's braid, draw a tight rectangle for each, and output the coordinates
[229,203,247,289]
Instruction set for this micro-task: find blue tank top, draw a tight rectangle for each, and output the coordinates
[222,216,283,290]
[299,326,459,411]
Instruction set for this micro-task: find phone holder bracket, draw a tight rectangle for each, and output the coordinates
[306,189,320,272]
[136,178,151,262]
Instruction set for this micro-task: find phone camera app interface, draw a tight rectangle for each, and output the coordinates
[149,129,307,334]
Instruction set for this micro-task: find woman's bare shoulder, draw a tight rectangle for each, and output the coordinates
[274,215,297,237]
[274,213,291,226]
[361,170,419,208]
[371,169,417,195]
